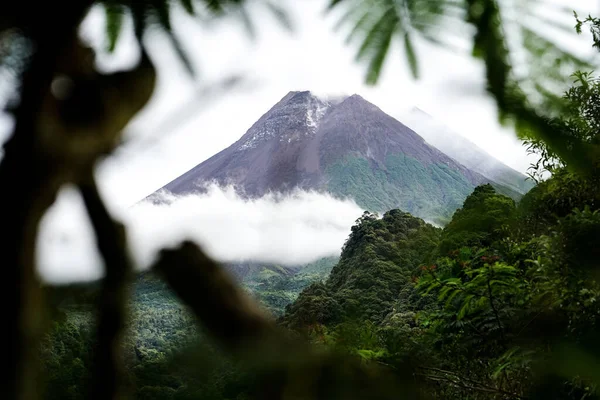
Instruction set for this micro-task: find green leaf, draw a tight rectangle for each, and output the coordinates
[328,0,345,11]
[181,0,195,15]
[266,1,294,32]
[344,11,376,45]
[403,32,419,79]
[458,294,475,319]
[104,2,125,53]
[445,289,461,307]
[359,11,399,84]
[238,6,257,40]
[356,5,397,61]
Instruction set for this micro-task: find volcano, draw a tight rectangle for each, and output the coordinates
[151,91,523,224]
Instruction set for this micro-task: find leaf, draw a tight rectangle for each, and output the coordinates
[445,289,461,308]
[328,0,345,11]
[438,285,453,301]
[180,0,195,15]
[403,32,419,79]
[104,2,125,53]
[265,1,294,32]
[458,294,475,319]
[344,11,376,45]
[238,6,257,40]
[360,11,400,84]
[147,0,198,78]
[356,5,397,61]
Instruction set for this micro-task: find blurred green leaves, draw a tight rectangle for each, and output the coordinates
[330,0,456,81]
[98,0,294,78]
[328,0,599,176]
[103,2,125,52]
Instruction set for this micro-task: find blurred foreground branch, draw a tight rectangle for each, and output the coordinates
[1,4,94,399]
[153,240,420,400]
[153,240,278,354]
[80,175,133,400]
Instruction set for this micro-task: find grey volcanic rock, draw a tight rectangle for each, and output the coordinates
[150,90,517,223]
[312,94,483,184]
[160,91,331,197]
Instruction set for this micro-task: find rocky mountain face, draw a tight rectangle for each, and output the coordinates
[153,90,520,225]
[403,107,535,194]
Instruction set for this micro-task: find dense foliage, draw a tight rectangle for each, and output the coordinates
[282,173,600,399]
[41,275,262,400]
[284,209,440,326]
[245,257,339,316]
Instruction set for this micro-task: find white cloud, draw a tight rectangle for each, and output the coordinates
[36,184,363,283]
[36,187,104,283]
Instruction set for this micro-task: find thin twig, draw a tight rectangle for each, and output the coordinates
[416,366,525,399]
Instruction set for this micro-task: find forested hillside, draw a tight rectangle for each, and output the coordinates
[281,170,600,398]
[283,210,440,327]
[41,163,600,399]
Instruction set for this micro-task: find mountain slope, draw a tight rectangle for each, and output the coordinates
[403,107,535,194]
[153,91,513,224]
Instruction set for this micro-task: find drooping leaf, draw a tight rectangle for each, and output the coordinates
[265,1,294,32]
[403,32,418,79]
[104,2,125,53]
[238,6,257,40]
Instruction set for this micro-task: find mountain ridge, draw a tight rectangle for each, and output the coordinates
[149,91,527,224]
[403,107,534,194]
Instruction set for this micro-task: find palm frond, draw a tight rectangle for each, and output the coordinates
[330,0,462,84]
[265,1,294,32]
[330,0,599,173]
[103,1,126,53]
[404,32,419,79]
[101,0,292,74]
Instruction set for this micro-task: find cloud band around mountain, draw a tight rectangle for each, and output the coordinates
[36,184,364,283]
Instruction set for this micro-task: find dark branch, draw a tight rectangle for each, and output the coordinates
[152,240,278,355]
[80,175,133,400]
[1,3,94,399]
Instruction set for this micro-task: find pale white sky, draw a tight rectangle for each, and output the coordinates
[69,0,595,209]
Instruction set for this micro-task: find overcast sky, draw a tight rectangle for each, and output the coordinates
[71,0,596,209]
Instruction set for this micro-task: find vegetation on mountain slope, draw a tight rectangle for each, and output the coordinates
[408,109,535,195]
[283,209,440,327]
[325,153,523,226]
[244,257,339,316]
[277,60,600,394]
